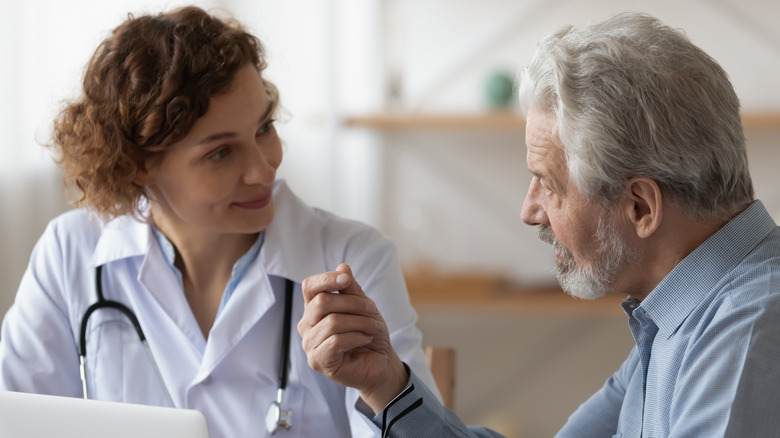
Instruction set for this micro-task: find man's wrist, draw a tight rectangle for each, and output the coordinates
[360,358,410,414]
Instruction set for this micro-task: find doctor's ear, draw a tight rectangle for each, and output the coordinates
[133,159,159,187]
[624,177,662,239]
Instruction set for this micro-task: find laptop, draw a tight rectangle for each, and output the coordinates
[0,390,210,438]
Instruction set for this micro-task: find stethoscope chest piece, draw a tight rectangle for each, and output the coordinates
[265,392,292,435]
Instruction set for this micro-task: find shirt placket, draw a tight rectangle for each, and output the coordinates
[626,303,659,437]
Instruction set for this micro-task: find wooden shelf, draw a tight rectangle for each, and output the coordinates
[345,111,780,131]
[742,112,780,130]
[404,269,626,314]
[344,111,525,131]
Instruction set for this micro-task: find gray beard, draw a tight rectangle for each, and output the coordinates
[537,215,634,300]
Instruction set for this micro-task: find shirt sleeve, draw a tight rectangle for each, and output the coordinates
[554,347,636,438]
[652,292,780,437]
[722,295,780,437]
[356,367,506,438]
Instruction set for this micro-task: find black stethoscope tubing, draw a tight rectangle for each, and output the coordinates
[278,278,293,393]
[79,264,294,432]
[266,278,294,434]
[79,265,174,406]
[79,265,144,356]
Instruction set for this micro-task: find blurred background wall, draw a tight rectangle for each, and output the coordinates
[2,0,779,436]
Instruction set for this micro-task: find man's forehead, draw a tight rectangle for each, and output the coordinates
[525,111,566,170]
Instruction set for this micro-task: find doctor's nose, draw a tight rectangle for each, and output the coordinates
[243,139,282,185]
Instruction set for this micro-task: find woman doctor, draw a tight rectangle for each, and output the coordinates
[0,6,440,438]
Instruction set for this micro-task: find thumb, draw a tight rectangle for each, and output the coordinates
[334,263,368,298]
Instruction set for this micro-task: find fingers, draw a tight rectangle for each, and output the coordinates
[297,264,400,396]
[333,264,369,298]
[300,312,384,356]
[297,291,380,343]
[302,290,378,322]
[301,267,347,304]
[304,331,374,375]
[301,263,367,304]
[298,263,390,376]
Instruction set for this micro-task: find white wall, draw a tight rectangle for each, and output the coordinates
[337,0,780,286]
[2,1,779,435]
[215,0,780,288]
[2,0,780,331]
[0,0,222,317]
[220,0,390,226]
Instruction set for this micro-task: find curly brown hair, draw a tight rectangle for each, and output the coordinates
[49,6,280,220]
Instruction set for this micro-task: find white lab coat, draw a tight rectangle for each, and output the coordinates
[0,179,440,438]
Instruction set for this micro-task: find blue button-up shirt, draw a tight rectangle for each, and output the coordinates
[558,200,780,437]
[362,200,780,438]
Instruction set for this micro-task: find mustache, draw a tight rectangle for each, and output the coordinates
[537,225,557,246]
[538,225,575,265]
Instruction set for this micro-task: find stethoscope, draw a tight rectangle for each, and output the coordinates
[79,265,295,435]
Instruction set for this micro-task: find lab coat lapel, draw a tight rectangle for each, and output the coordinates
[192,180,328,380]
[93,214,206,347]
[136,241,207,350]
[195,260,277,381]
[92,214,207,401]
[261,180,328,282]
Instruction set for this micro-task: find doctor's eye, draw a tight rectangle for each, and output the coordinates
[257,120,276,136]
[208,147,231,161]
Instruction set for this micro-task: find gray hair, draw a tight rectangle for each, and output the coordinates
[517,12,754,220]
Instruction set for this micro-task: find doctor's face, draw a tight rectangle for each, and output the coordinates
[144,64,282,237]
[520,109,636,299]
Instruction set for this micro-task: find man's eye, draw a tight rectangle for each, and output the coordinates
[539,179,553,195]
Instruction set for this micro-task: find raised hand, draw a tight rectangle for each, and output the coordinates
[297,263,408,412]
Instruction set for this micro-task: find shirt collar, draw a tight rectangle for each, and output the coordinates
[637,200,776,339]
[149,222,264,292]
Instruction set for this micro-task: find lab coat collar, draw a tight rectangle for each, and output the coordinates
[91,213,153,267]
[260,179,329,283]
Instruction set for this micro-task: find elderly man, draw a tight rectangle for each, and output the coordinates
[297,11,780,438]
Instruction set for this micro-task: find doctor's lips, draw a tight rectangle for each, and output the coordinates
[233,193,272,209]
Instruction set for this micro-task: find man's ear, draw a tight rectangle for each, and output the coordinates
[625,177,662,239]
